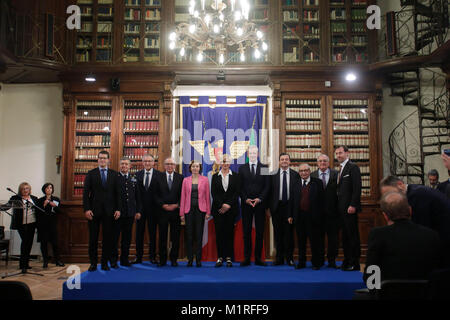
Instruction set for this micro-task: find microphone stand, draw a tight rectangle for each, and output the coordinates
[2,188,45,278]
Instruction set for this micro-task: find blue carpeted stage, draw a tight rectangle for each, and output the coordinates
[63,261,365,300]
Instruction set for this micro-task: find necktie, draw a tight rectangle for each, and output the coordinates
[168,174,173,191]
[145,172,150,190]
[101,169,107,187]
[303,180,307,188]
[337,165,343,184]
[321,172,327,189]
[282,170,288,203]
[251,164,256,176]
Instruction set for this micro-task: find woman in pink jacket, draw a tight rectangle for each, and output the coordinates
[180,160,211,267]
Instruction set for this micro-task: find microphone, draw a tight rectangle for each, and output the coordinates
[6,187,13,192]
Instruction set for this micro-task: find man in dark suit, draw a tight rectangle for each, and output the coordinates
[238,145,270,266]
[427,169,440,190]
[380,175,450,267]
[363,191,440,287]
[134,154,160,264]
[292,164,325,270]
[311,154,339,268]
[111,157,141,268]
[335,145,362,271]
[269,153,299,266]
[154,157,184,267]
[437,171,450,198]
[83,150,121,272]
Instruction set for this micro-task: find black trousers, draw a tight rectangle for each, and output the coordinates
[295,212,324,267]
[38,217,60,261]
[17,223,36,269]
[158,210,181,264]
[325,216,341,262]
[342,213,361,266]
[111,216,134,264]
[184,206,205,262]
[272,202,294,262]
[214,211,235,260]
[135,210,159,260]
[88,212,113,265]
[242,203,265,262]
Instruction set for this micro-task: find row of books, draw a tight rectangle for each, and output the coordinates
[334,108,368,119]
[124,121,159,131]
[330,9,346,20]
[287,148,322,160]
[125,8,141,20]
[286,108,321,119]
[74,162,99,174]
[144,37,159,48]
[303,25,320,36]
[332,36,347,46]
[352,22,366,33]
[291,164,318,173]
[352,36,367,45]
[76,37,92,48]
[286,121,321,131]
[361,176,370,187]
[130,164,145,174]
[338,148,369,160]
[304,51,319,62]
[124,37,140,48]
[76,52,90,62]
[331,22,347,33]
[98,6,113,16]
[283,11,299,22]
[286,99,321,106]
[123,148,158,160]
[144,53,160,62]
[76,108,111,120]
[332,52,347,62]
[334,99,368,106]
[124,135,159,146]
[333,121,369,131]
[76,135,110,147]
[334,135,369,146]
[96,50,111,61]
[303,0,319,5]
[125,101,158,107]
[75,148,111,160]
[303,10,319,21]
[355,52,368,62]
[80,7,93,16]
[125,108,158,120]
[361,189,370,196]
[351,9,366,20]
[78,101,111,107]
[74,175,86,188]
[124,24,140,33]
[144,9,160,20]
[77,0,93,4]
[97,37,111,48]
[76,122,111,131]
[125,0,161,6]
[98,22,113,33]
[286,135,321,146]
[99,0,113,3]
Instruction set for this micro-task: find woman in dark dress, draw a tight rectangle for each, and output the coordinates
[37,183,64,268]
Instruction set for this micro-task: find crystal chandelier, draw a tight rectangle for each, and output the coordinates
[169,0,268,64]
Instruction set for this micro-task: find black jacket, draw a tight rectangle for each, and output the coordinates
[238,162,270,204]
[8,194,40,230]
[437,180,450,198]
[118,173,142,218]
[363,220,441,283]
[268,168,300,219]
[135,168,160,215]
[311,168,339,218]
[154,171,184,212]
[82,167,121,216]
[211,171,241,217]
[292,177,325,224]
[406,184,450,246]
[336,160,362,214]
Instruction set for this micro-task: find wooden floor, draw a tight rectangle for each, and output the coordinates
[0,259,89,300]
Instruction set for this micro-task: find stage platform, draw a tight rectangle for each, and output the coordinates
[63,261,365,300]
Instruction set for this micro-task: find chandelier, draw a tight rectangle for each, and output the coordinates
[169,0,268,65]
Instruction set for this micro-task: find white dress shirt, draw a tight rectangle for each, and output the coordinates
[166,171,173,185]
[218,170,232,192]
[279,168,290,200]
[301,177,311,187]
[22,198,36,224]
[318,168,330,186]
[249,161,258,174]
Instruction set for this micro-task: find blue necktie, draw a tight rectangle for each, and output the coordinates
[282,170,288,203]
[101,169,107,187]
[321,172,327,189]
[168,174,173,191]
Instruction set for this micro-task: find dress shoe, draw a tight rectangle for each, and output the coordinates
[287,260,295,267]
[158,262,167,267]
[196,261,202,267]
[327,261,338,268]
[295,263,306,269]
[171,261,178,267]
[121,261,131,267]
[55,260,65,267]
[240,260,250,267]
[110,262,119,269]
[101,264,110,271]
[88,264,97,272]
[255,260,267,266]
[187,260,193,267]
[215,258,223,268]
[226,258,232,268]
[131,258,142,264]
[43,261,48,269]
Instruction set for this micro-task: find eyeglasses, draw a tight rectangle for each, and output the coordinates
[98,157,108,160]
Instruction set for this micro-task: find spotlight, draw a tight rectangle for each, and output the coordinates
[345,72,357,82]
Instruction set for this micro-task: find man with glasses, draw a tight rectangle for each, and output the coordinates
[83,150,121,272]
[311,154,339,268]
[134,154,161,264]
[154,157,184,267]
